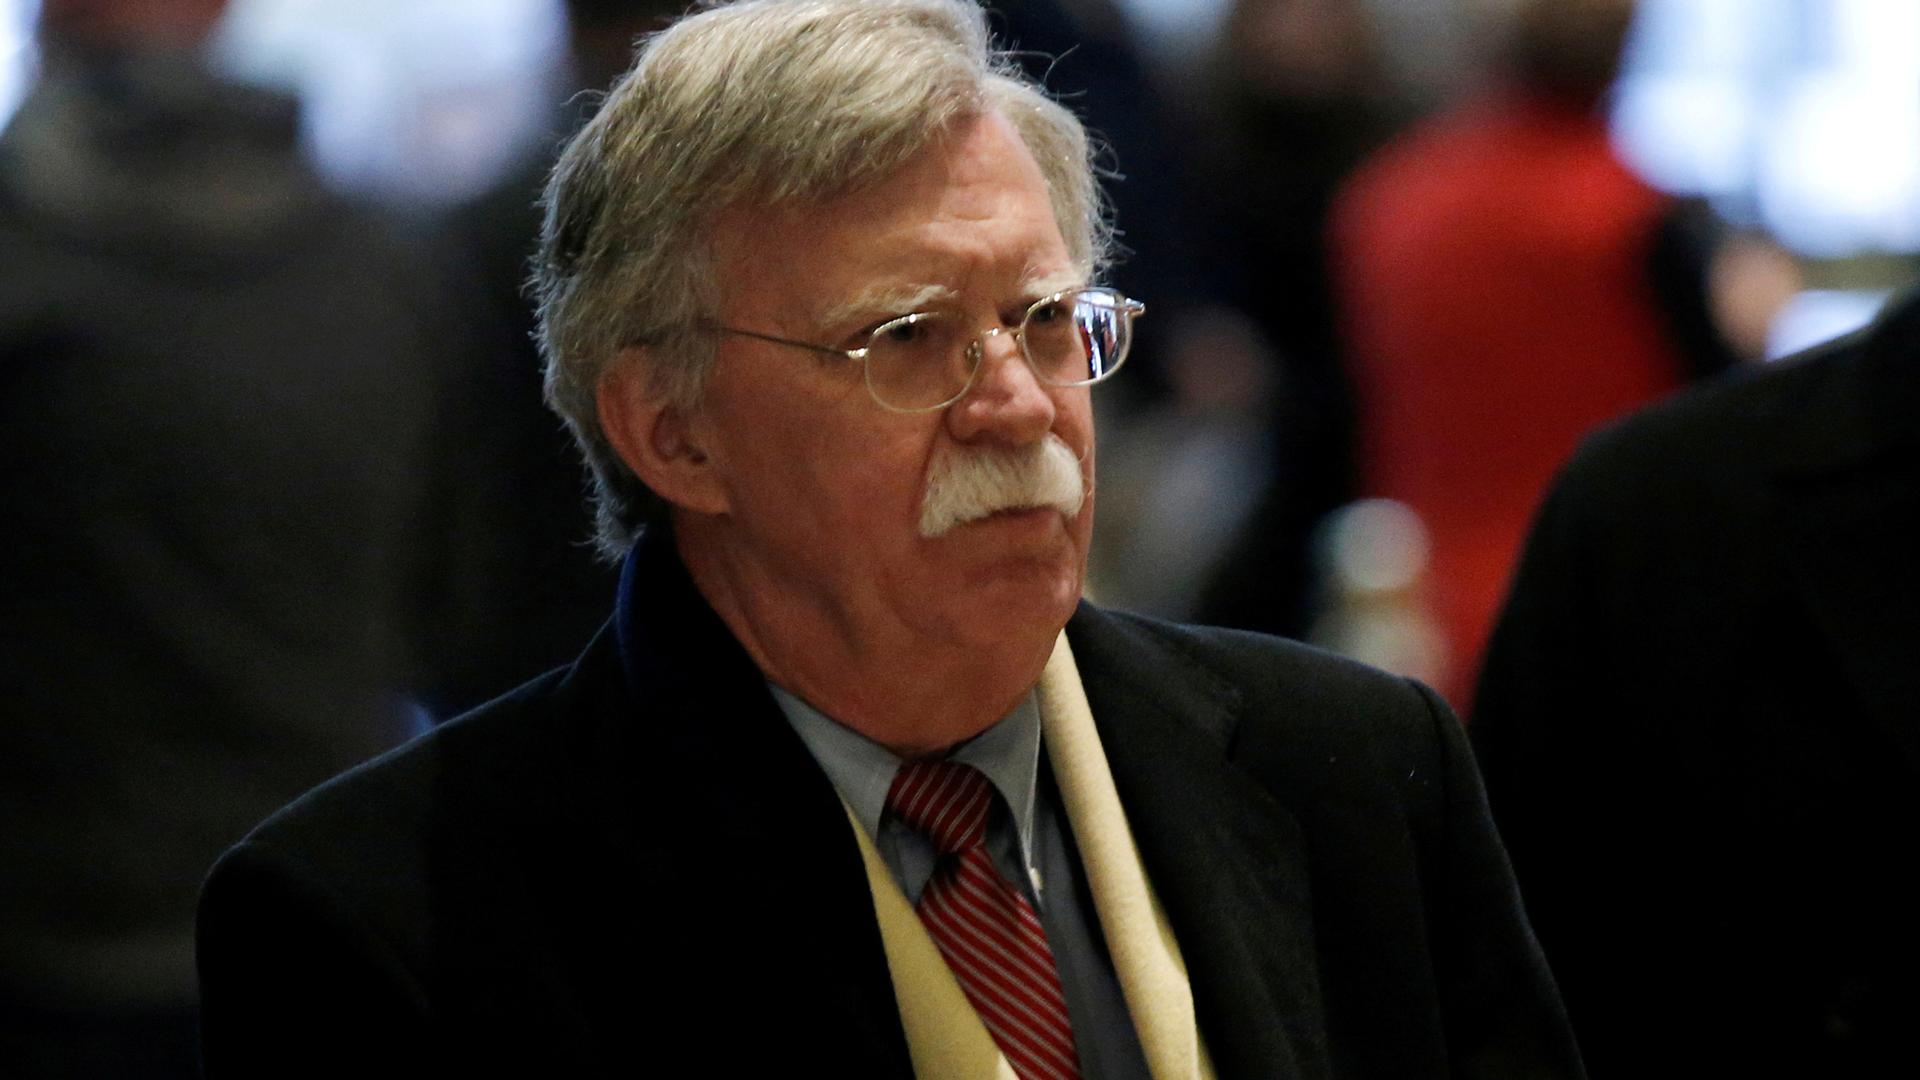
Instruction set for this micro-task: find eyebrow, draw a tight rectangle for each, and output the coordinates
[810,269,1091,335]
[1022,267,1087,299]
[814,283,959,332]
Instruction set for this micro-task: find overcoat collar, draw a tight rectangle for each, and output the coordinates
[1066,610,1333,1080]
[608,526,916,1076]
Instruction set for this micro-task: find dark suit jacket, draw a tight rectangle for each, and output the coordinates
[1472,292,1920,1077]
[198,531,1580,1078]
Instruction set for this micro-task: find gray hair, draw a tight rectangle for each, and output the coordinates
[532,0,1112,560]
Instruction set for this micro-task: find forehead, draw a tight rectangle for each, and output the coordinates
[709,111,1074,325]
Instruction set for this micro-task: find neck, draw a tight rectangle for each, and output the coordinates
[675,520,1055,759]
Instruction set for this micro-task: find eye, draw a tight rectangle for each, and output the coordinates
[1025,297,1072,326]
[876,314,933,345]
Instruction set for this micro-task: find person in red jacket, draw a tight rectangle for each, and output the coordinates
[1330,0,1744,706]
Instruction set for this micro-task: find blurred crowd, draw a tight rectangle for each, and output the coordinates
[1,0,1914,1076]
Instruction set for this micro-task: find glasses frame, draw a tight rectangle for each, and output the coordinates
[703,286,1145,413]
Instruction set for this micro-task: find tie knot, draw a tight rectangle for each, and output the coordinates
[885,759,995,856]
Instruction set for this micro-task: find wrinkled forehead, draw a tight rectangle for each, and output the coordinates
[706,111,1077,324]
[805,265,1086,329]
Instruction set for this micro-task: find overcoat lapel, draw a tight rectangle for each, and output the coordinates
[1769,294,1920,775]
[1066,606,1333,1080]
[610,530,914,1077]
[609,531,1337,1076]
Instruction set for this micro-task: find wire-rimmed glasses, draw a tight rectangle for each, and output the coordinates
[705,286,1145,412]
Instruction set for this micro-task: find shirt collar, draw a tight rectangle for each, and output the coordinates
[771,685,1042,863]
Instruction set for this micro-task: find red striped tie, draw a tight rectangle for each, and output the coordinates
[886,759,1082,1080]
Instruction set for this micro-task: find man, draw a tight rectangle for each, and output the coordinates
[1473,290,1920,1077]
[2,1,470,1074]
[197,3,1581,1076]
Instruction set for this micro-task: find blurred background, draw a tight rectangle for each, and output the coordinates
[5,0,1916,693]
[5,0,1916,279]
[1,0,1917,1073]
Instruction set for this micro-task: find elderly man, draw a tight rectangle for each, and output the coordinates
[196,2,1581,1077]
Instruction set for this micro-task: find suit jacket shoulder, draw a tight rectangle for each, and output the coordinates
[1555,285,1918,520]
[1546,332,1849,521]
[1070,605,1583,1079]
[1073,607,1455,823]
[199,616,917,1079]
[196,650,628,1076]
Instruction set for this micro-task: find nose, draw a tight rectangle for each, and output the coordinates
[944,325,1057,445]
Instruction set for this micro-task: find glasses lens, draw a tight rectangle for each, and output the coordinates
[864,311,973,410]
[1022,288,1134,386]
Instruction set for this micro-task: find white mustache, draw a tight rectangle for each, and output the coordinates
[918,434,1086,538]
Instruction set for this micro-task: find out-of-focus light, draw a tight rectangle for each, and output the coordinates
[1621,0,1783,78]
[1324,498,1430,597]
[1613,0,1920,257]
[1612,77,1755,196]
[1309,498,1446,689]
[211,0,568,203]
[1,0,38,133]
[1757,75,1920,257]
[1111,0,1231,62]
[1766,289,1891,360]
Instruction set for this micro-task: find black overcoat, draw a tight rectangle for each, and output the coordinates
[199,531,1580,1078]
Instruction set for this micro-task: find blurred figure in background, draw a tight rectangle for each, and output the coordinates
[0,0,481,1072]
[988,0,1211,402]
[1327,0,1792,704]
[432,0,686,713]
[1472,288,1920,1076]
[1184,0,1408,637]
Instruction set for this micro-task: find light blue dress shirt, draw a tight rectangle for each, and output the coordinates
[772,685,1151,1080]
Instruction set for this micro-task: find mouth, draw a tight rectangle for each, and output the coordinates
[984,504,1056,520]
[954,504,1066,533]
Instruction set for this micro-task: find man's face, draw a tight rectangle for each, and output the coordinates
[688,109,1096,657]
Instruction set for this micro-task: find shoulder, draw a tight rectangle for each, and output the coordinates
[1556,338,1857,512]
[1074,603,1439,716]
[1070,604,1457,806]
[1066,613,1583,1077]
[205,652,596,938]
[196,650,620,1071]
[1082,604,1434,715]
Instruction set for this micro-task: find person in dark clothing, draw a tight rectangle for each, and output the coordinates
[0,2,483,1073]
[1187,0,1408,640]
[427,0,687,713]
[1473,288,1920,1077]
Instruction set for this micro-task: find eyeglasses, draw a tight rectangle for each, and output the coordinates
[704,287,1145,412]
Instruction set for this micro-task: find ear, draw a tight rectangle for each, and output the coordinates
[597,349,730,516]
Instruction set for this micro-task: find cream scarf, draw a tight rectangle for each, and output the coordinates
[840,631,1216,1079]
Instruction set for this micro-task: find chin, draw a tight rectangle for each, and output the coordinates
[966,551,1083,622]
[920,505,1091,625]
[912,554,1082,662]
